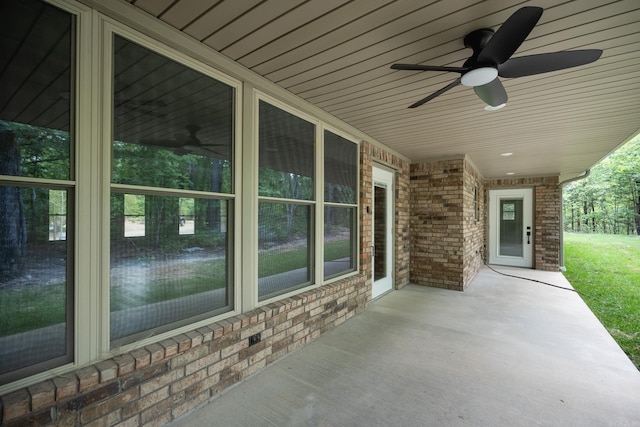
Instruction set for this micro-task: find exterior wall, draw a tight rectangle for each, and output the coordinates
[485,176,561,271]
[0,277,367,426]
[0,151,362,426]
[410,159,465,290]
[409,157,485,291]
[364,142,411,290]
[462,160,485,285]
[0,142,413,426]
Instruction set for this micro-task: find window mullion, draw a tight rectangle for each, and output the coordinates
[316,125,325,285]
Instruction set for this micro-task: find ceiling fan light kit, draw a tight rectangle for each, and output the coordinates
[460,67,498,87]
[391,6,602,108]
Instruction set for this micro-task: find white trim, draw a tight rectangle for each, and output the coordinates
[241,85,259,312]
[315,122,324,288]
[488,188,534,268]
[372,165,395,299]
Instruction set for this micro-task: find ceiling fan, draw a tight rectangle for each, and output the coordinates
[139,125,229,156]
[391,6,602,108]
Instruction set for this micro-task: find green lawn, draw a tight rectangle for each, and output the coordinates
[562,233,640,370]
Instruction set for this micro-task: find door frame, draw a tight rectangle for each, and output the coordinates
[488,188,534,268]
[372,165,394,298]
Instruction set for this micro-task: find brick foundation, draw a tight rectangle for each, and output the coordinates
[0,276,368,426]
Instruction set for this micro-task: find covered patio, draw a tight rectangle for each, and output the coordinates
[174,267,640,426]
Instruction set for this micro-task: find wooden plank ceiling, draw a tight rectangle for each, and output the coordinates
[129,1,640,179]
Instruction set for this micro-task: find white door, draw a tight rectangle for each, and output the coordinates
[372,166,394,298]
[489,189,533,268]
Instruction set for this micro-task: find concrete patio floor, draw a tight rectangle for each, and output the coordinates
[172,266,640,427]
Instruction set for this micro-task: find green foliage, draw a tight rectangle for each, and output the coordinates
[0,120,70,180]
[563,233,640,370]
[564,135,640,235]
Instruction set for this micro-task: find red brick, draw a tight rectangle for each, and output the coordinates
[113,354,136,376]
[131,348,151,370]
[77,366,100,391]
[28,380,55,411]
[95,359,119,383]
[53,374,79,400]
[173,334,192,353]
[145,343,165,364]
[159,339,179,358]
[185,330,204,348]
[1,389,30,423]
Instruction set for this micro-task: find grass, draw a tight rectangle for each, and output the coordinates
[562,232,640,370]
[1,239,353,337]
[258,239,351,277]
[0,284,67,337]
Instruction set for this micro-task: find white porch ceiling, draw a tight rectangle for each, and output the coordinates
[127,0,640,180]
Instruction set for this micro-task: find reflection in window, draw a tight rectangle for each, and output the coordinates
[124,194,145,237]
[0,0,74,382]
[49,190,67,241]
[179,198,194,235]
[258,202,311,299]
[110,194,230,342]
[324,206,356,278]
[258,101,315,300]
[324,130,358,279]
[258,102,315,200]
[110,35,234,344]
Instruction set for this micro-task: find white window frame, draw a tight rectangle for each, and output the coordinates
[321,125,360,282]
[97,19,244,355]
[2,0,362,394]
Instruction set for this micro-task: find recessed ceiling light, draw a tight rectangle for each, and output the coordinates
[506,172,515,175]
[484,103,506,111]
[500,152,513,157]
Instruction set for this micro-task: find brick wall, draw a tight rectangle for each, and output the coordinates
[362,142,411,290]
[462,159,485,285]
[0,277,367,426]
[485,176,561,271]
[0,141,403,426]
[410,159,465,290]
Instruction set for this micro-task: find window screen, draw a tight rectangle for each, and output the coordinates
[110,35,235,345]
[258,101,315,300]
[323,130,358,278]
[0,0,74,383]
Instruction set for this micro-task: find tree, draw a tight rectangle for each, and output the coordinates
[0,127,26,277]
[563,135,640,235]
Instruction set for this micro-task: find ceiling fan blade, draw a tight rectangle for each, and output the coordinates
[391,63,467,73]
[408,78,462,108]
[473,78,507,107]
[139,139,183,148]
[498,49,603,78]
[478,6,543,65]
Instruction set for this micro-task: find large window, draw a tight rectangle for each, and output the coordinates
[110,35,235,345]
[324,130,358,278]
[258,101,315,300]
[0,0,359,390]
[0,0,75,383]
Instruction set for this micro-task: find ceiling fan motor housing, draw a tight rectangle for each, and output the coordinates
[463,29,495,68]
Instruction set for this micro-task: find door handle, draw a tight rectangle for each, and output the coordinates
[526,226,531,244]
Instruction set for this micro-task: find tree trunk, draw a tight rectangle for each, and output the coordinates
[0,128,27,277]
[206,159,223,232]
